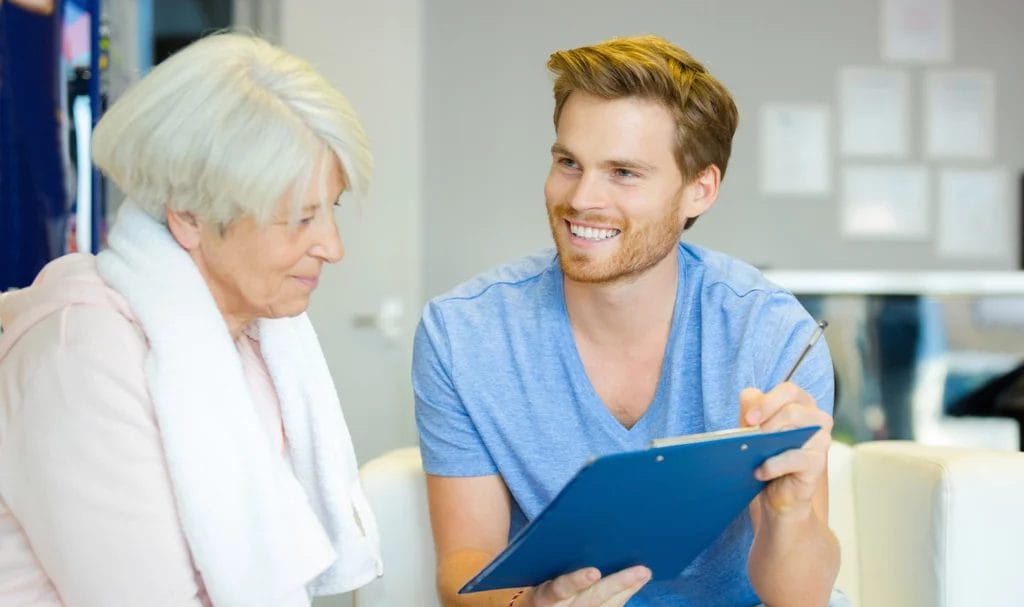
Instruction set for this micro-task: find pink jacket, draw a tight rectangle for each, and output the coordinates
[0,254,286,606]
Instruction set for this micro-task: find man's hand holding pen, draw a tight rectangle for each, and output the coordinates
[739,382,833,518]
[738,320,833,518]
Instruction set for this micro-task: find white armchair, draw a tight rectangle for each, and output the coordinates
[828,441,1024,606]
[354,447,438,607]
[354,443,1024,607]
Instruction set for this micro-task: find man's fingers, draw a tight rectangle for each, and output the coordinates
[802,423,833,452]
[535,566,650,606]
[539,567,601,601]
[743,382,823,429]
[738,387,764,427]
[596,580,650,607]
[757,401,833,434]
[579,566,651,606]
[756,447,826,482]
[741,383,806,426]
[762,382,814,419]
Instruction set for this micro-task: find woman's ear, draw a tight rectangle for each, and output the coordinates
[166,205,202,250]
[680,164,721,221]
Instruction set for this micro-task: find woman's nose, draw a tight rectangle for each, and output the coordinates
[312,213,344,263]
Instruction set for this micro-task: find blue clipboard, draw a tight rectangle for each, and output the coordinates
[459,425,820,593]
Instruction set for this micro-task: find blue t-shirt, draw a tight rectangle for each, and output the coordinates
[413,243,834,607]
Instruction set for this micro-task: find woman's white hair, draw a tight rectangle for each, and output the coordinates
[92,32,371,226]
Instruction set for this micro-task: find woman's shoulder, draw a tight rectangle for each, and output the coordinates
[1,253,146,363]
[0,257,152,429]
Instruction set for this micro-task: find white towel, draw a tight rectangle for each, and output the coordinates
[96,203,382,606]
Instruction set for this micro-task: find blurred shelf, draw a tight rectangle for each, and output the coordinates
[764,271,1024,296]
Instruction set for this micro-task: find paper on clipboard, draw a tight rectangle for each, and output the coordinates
[649,426,761,448]
[459,425,820,593]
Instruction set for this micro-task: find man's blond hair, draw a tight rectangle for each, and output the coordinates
[548,35,738,229]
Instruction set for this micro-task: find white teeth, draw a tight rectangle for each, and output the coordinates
[570,223,619,241]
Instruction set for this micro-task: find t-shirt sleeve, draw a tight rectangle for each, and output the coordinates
[758,292,836,416]
[412,302,498,477]
[0,306,210,607]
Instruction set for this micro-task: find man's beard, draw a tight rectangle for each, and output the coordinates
[546,201,685,284]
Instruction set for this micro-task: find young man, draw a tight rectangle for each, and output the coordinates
[414,35,842,607]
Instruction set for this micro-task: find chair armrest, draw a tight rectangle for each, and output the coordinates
[353,447,439,607]
[853,441,1024,607]
[828,442,860,605]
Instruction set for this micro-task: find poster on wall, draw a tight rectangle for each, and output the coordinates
[881,0,952,63]
[840,165,929,240]
[838,67,909,157]
[936,168,1010,259]
[925,69,995,160]
[759,103,831,196]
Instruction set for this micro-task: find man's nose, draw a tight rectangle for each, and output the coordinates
[566,173,607,212]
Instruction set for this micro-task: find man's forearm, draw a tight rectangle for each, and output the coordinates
[437,549,529,607]
[747,505,840,607]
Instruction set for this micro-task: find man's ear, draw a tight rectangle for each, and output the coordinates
[166,205,202,250]
[680,164,721,221]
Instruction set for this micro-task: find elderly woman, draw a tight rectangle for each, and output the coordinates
[0,33,381,606]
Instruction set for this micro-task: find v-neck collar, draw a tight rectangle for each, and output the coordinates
[552,249,686,435]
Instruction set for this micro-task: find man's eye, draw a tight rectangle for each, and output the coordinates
[557,157,578,169]
[614,168,637,179]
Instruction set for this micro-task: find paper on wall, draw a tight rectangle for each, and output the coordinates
[881,0,952,62]
[759,103,831,196]
[925,69,995,159]
[839,67,910,157]
[937,168,1010,259]
[841,165,929,239]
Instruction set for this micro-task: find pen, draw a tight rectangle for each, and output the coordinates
[782,319,828,382]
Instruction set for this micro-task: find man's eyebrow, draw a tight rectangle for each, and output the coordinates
[550,143,573,157]
[602,158,656,171]
[551,143,655,171]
